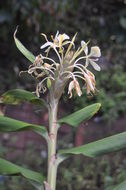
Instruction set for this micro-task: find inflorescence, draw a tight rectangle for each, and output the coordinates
[25,31,101,98]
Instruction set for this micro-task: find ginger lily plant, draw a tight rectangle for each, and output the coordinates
[0,29,126,190]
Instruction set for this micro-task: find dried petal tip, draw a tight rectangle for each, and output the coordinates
[68,79,82,98]
[84,69,96,94]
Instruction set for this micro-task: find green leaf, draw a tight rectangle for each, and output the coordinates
[30,181,44,190]
[0,115,47,138]
[0,158,44,188]
[120,17,126,29]
[14,27,35,63]
[112,180,126,190]
[1,89,46,106]
[47,78,51,89]
[58,103,101,127]
[59,131,126,158]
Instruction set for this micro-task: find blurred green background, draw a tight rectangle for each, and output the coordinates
[0,0,126,189]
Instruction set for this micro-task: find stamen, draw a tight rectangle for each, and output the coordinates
[19,70,28,76]
[74,64,86,71]
[74,56,87,65]
[28,66,55,76]
[73,74,86,81]
[72,65,86,76]
[60,70,75,78]
[42,56,57,66]
[53,47,62,65]
[41,33,48,42]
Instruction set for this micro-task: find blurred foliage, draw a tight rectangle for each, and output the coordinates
[58,154,126,190]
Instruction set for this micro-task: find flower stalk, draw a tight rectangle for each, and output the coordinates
[46,87,59,190]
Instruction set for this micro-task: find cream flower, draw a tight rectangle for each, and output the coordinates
[81,41,101,71]
[19,30,101,98]
[40,31,70,50]
[68,78,82,98]
[52,31,70,48]
[83,69,96,94]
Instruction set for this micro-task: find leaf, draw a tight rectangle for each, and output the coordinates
[47,78,51,89]
[120,17,126,29]
[1,89,46,106]
[14,27,35,63]
[30,181,44,190]
[0,115,47,138]
[0,158,44,188]
[112,180,126,190]
[58,103,101,127]
[59,131,126,158]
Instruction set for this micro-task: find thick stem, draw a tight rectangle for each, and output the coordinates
[47,97,59,190]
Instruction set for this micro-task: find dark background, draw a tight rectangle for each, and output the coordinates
[0,0,126,189]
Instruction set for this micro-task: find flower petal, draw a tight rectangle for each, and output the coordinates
[81,40,88,55]
[62,40,74,47]
[57,34,69,42]
[85,58,89,67]
[89,59,101,71]
[41,33,48,41]
[55,31,59,39]
[84,70,96,94]
[75,80,82,96]
[62,33,70,41]
[40,42,53,49]
[68,80,74,98]
[90,46,101,57]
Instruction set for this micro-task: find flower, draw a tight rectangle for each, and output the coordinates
[83,69,96,94]
[18,30,101,98]
[81,41,101,71]
[68,78,82,98]
[27,54,56,97]
[40,31,70,50]
[52,31,70,48]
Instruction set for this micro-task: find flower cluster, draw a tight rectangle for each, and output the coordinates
[27,31,101,98]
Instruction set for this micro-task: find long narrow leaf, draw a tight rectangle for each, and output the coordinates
[14,27,35,63]
[59,131,126,157]
[0,158,44,186]
[30,181,44,190]
[58,103,101,127]
[112,180,126,190]
[0,116,47,138]
[1,89,46,106]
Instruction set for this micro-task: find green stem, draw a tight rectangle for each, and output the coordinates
[47,97,59,190]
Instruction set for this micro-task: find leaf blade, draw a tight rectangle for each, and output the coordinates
[0,115,47,138]
[0,158,44,185]
[58,103,101,127]
[112,180,126,190]
[1,89,45,106]
[14,27,35,63]
[59,131,126,157]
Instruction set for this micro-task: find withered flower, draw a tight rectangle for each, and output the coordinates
[68,78,82,98]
